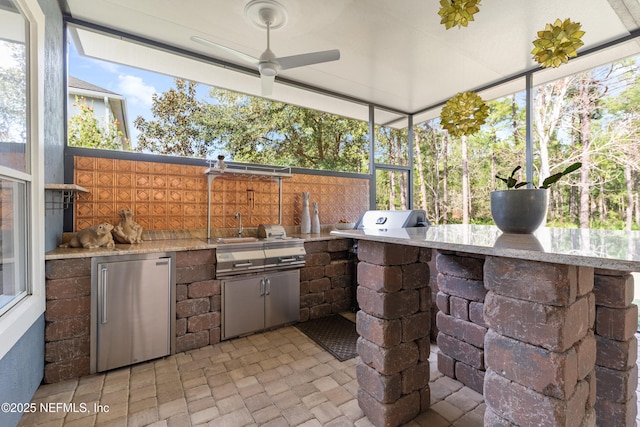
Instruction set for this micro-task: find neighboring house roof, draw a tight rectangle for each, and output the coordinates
[68,76,130,147]
[68,76,121,96]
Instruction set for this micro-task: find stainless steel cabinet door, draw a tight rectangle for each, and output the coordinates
[222,275,265,339]
[265,269,300,329]
[97,258,171,372]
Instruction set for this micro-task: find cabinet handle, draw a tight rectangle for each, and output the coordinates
[100,266,108,324]
[234,262,253,268]
[265,278,271,295]
[260,278,265,296]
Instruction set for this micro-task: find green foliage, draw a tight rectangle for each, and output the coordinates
[67,96,124,150]
[495,165,528,189]
[0,41,26,142]
[134,79,206,156]
[494,162,582,189]
[134,82,369,172]
[205,88,370,172]
[540,162,582,188]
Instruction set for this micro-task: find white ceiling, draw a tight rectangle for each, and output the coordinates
[62,0,640,124]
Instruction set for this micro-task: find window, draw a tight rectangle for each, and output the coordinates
[0,0,30,317]
[66,27,370,173]
[373,108,412,210]
[0,179,27,315]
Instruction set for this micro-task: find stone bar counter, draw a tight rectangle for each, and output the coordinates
[331,224,640,427]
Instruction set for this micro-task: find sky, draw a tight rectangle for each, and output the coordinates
[68,36,211,148]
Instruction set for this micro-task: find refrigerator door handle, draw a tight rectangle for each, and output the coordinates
[265,278,271,295]
[100,266,108,324]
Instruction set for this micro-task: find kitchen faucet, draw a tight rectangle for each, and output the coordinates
[234,211,243,237]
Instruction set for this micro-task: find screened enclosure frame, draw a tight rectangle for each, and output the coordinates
[63,16,640,214]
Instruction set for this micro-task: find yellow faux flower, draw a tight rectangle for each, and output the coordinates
[531,18,585,68]
[440,92,489,138]
[438,0,481,30]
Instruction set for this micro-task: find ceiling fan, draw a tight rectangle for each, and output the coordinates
[191,0,340,96]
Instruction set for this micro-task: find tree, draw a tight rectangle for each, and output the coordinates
[134,79,207,157]
[67,96,125,150]
[534,77,573,187]
[202,88,370,172]
[0,42,26,143]
[601,60,640,229]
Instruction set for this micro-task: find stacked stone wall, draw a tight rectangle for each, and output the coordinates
[482,257,596,426]
[435,251,487,393]
[43,238,355,383]
[174,249,219,352]
[299,239,355,320]
[354,240,431,427]
[44,258,92,383]
[43,249,219,383]
[593,268,638,425]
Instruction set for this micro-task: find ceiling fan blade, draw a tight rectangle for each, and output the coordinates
[190,36,260,66]
[261,74,275,96]
[277,49,340,70]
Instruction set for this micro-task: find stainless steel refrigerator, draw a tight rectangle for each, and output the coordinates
[92,254,175,373]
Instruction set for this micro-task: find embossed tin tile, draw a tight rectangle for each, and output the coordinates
[75,157,95,170]
[96,158,115,171]
[72,155,370,232]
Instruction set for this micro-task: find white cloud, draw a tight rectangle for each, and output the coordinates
[117,74,156,107]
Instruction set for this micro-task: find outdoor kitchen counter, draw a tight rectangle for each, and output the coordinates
[44,238,211,260]
[45,232,349,260]
[331,224,640,427]
[330,223,640,271]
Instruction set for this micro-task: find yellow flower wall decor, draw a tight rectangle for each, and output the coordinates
[440,92,489,138]
[531,18,585,68]
[438,0,481,30]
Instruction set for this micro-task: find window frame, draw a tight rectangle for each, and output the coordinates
[0,0,45,361]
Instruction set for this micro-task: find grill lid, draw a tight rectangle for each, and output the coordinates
[355,210,429,230]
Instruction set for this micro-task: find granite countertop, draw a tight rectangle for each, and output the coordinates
[45,231,351,260]
[331,224,640,272]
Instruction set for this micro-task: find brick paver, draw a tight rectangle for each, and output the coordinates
[19,317,498,427]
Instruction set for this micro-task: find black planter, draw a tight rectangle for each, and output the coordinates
[490,189,548,234]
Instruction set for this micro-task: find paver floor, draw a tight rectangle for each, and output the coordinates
[20,320,640,426]
[18,321,485,427]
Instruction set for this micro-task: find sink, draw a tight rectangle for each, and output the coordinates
[216,237,260,243]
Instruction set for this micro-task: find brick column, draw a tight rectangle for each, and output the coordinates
[175,249,219,352]
[483,256,596,426]
[300,239,355,321]
[435,251,487,393]
[355,240,431,427]
[593,269,638,425]
[44,258,92,383]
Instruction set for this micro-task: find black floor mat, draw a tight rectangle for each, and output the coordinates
[296,315,358,362]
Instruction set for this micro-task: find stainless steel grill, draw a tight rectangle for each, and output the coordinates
[349,210,429,313]
[215,225,305,278]
[215,242,267,277]
[355,209,429,230]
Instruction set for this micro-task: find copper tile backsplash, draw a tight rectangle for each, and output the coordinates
[73,156,369,235]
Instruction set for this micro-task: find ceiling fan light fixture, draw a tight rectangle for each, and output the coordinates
[259,62,280,77]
